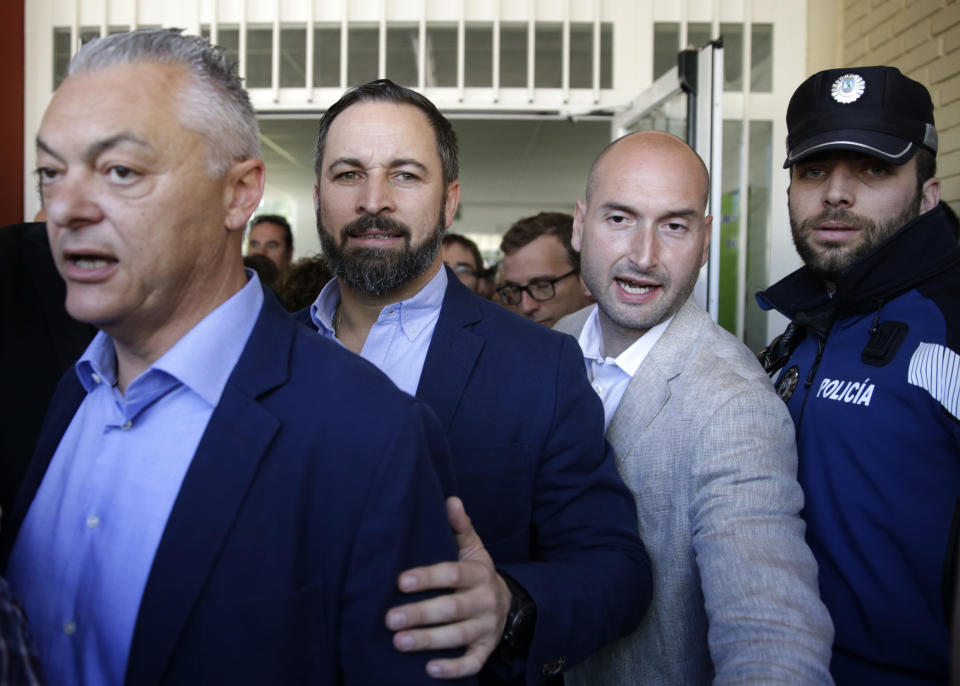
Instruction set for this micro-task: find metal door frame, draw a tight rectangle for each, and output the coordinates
[611,40,724,321]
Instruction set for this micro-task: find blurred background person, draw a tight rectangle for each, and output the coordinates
[441,233,482,293]
[246,214,294,272]
[242,253,280,289]
[475,263,498,301]
[275,254,332,312]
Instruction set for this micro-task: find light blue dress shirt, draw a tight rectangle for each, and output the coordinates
[7,273,264,686]
[310,267,446,396]
[575,305,673,430]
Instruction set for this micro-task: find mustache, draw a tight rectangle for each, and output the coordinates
[795,208,876,233]
[613,267,667,284]
[342,213,412,239]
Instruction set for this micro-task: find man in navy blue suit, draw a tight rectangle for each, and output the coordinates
[303,79,652,684]
[1,30,469,686]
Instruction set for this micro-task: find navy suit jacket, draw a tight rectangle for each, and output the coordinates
[2,291,474,686]
[299,270,652,685]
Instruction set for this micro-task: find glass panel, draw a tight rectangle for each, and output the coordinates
[214,28,240,66]
[720,22,743,90]
[53,27,71,89]
[314,26,341,87]
[745,120,773,352]
[465,23,492,87]
[653,23,679,80]
[426,26,457,87]
[386,25,418,86]
[280,27,307,87]
[499,23,527,88]
[600,23,613,88]
[687,22,711,49]
[245,28,272,88]
[348,26,379,86]
[535,23,562,88]
[79,27,100,46]
[627,90,687,138]
[718,119,743,334]
[569,23,592,88]
[751,23,773,92]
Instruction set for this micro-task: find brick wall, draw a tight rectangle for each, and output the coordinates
[840,0,960,207]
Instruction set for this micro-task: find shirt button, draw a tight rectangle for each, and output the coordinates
[86,515,100,529]
[121,420,133,431]
[64,620,77,636]
[594,384,604,393]
[91,373,101,384]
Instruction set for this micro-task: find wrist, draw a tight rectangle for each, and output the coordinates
[495,574,537,661]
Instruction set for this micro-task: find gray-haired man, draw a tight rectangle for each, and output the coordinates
[2,29,467,686]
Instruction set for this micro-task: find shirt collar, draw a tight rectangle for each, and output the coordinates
[310,277,342,336]
[76,332,121,392]
[75,270,264,408]
[310,267,447,341]
[577,304,675,378]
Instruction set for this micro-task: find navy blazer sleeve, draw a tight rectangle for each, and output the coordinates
[494,334,652,684]
[415,276,651,685]
[339,403,474,685]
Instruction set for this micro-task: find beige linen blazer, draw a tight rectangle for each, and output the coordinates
[557,298,834,686]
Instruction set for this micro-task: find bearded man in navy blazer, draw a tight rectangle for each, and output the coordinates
[1,29,471,686]
[299,79,652,684]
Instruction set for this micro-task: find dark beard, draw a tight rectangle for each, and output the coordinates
[789,194,921,282]
[316,203,446,297]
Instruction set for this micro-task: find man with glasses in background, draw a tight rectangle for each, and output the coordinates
[441,233,484,293]
[499,212,593,327]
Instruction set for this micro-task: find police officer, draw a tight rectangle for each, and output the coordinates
[757,66,960,685]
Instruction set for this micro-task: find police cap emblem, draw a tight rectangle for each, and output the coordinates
[831,73,866,104]
[776,366,800,403]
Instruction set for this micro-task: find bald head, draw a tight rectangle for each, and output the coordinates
[573,129,713,355]
[586,131,710,211]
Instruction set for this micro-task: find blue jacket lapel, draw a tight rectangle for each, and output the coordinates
[125,291,291,686]
[415,269,485,432]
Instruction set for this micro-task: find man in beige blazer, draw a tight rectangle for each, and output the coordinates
[556,131,834,685]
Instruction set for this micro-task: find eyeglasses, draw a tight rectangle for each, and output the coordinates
[497,269,577,306]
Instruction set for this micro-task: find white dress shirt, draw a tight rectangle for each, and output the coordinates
[575,305,674,430]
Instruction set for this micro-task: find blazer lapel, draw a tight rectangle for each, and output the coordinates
[607,362,671,464]
[125,292,290,686]
[415,270,484,431]
[606,297,704,461]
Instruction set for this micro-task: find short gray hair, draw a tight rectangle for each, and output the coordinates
[69,28,260,176]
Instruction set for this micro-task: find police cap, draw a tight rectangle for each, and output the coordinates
[783,65,937,168]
